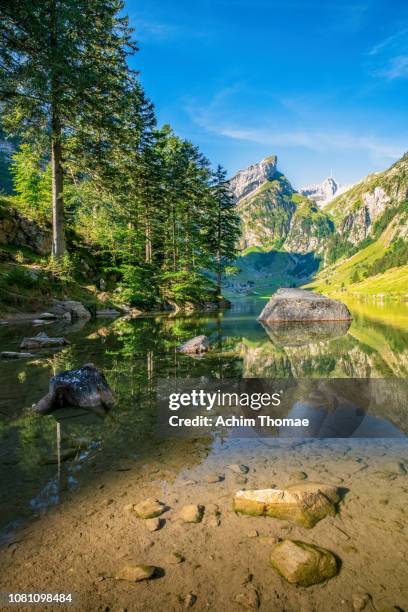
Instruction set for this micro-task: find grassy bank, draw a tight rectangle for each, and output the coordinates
[0,258,114,316]
[304,237,408,301]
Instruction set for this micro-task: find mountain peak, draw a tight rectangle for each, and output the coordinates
[230,155,278,203]
[299,176,342,208]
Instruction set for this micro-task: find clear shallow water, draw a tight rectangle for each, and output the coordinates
[1,298,408,533]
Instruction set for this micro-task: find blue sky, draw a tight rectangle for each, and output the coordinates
[125,0,408,187]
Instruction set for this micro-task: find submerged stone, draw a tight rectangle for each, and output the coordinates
[134,498,166,519]
[270,539,338,586]
[180,504,204,523]
[115,564,156,582]
[233,483,339,528]
[235,587,260,609]
[21,332,70,350]
[1,351,34,359]
[164,552,184,564]
[177,335,209,354]
[145,517,162,532]
[227,464,249,475]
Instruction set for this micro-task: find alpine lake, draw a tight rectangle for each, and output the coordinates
[0,297,407,611]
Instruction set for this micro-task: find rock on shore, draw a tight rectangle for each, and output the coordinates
[233,483,339,528]
[258,288,352,323]
[270,539,339,586]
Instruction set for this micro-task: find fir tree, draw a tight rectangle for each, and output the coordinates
[0,0,137,256]
[209,165,241,298]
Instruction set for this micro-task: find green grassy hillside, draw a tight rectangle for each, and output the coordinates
[305,237,408,299]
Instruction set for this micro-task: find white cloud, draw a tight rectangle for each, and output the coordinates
[368,28,408,56]
[214,126,404,160]
[187,86,406,164]
[376,55,408,80]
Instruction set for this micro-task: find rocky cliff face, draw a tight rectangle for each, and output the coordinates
[230,156,278,203]
[230,156,333,253]
[0,204,51,255]
[326,153,408,246]
[300,177,356,209]
[300,177,340,208]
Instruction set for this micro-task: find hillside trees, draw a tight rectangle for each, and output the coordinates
[0,2,241,308]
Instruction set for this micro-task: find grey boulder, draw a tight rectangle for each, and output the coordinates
[177,335,209,354]
[258,288,352,323]
[34,363,115,414]
[51,300,91,321]
[1,351,35,359]
[20,332,70,349]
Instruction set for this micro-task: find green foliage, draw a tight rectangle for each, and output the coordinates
[2,266,38,288]
[372,199,408,240]
[207,165,241,293]
[11,145,51,224]
[363,239,408,278]
[0,151,13,194]
[44,253,76,283]
[119,264,158,308]
[159,270,216,305]
[0,3,242,308]
[350,269,360,284]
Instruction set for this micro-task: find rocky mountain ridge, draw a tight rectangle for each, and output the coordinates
[230,152,408,297]
[231,152,407,254]
[229,155,278,204]
[299,177,353,208]
[230,156,333,254]
[325,154,408,247]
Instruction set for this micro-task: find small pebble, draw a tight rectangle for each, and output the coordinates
[352,592,371,611]
[235,587,260,609]
[180,504,204,523]
[164,552,184,564]
[184,593,197,608]
[146,517,161,532]
[203,473,223,483]
[227,464,249,474]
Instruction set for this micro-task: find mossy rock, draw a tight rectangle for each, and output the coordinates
[134,498,166,519]
[233,484,338,528]
[115,564,156,582]
[270,539,339,587]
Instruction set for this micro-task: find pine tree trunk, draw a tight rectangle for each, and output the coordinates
[51,110,65,257]
[50,0,65,258]
[216,261,221,299]
[145,218,152,263]
[216,200,222,301]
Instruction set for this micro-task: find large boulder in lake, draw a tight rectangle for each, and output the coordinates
[34,363,115,414]
[258,288,352,323]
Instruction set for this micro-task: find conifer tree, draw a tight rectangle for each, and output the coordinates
[209,165,241,298]
[0,0,136,256]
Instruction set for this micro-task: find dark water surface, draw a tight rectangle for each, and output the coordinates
[1,298,408,536]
